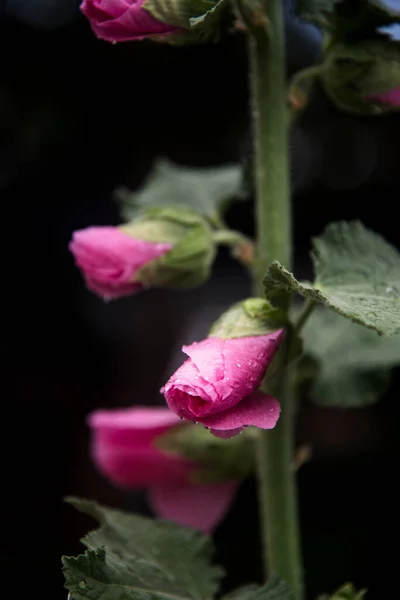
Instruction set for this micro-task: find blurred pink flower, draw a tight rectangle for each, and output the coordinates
[69,226,172,300]
[162,332,283,438]
[88,407,237,531]
[80,0,178,43]
[367,86,400,106]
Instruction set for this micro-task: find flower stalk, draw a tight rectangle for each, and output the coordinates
[245,0,304,597]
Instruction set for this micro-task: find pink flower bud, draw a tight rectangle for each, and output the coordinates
[69,226,172,300]
[80,0,178,43]
[88,407,237,531]
[367,85,400,107]
[162,331,283,438]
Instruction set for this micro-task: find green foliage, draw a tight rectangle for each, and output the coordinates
[296,0,400,33]
[223,575,294,600]
[264,221,400,336]
[293,2,400,116]
[62,498,223,600]
[63,500,295,600]
[296,0,342,28]
[334,0,400,38]
[121,206,216,289]
[300,308,400,407]
[318,582,367,600]
[116,160,242,226]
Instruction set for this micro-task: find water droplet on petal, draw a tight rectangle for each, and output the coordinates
[236,363,241,368]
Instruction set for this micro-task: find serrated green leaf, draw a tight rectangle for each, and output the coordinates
[62,498,223,600]
[223,575,294,600]
[115,160,242,226]
[296,0,342,27]
[301,308,400,407]
[264,221,400,336]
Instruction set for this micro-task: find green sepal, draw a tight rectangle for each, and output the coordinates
[121,206,216,289]
[209,298,286,339]
[143,0,230,44]
[156,422,255,483]
[321,39,400,115]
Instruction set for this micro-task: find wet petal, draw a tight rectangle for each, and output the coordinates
[200,390,281,436]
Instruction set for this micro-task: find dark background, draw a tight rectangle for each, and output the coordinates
[3,1,399,599]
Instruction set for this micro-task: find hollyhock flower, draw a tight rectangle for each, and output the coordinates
[80,0,178,43]
[69,226,172,300]
[162,330,283,438]
[321,39,400,115]
[88,407,238,531]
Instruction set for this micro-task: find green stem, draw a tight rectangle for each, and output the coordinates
[248,5,291,285]
[245,0,304,597]
[212,229,252,247]
[288,65,322,117]
[212,229,255,269]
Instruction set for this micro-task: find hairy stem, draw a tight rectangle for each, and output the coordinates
[245,0,304,597]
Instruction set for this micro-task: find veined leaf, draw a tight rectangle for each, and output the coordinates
[62,498,223,600]
[264,221,400,336]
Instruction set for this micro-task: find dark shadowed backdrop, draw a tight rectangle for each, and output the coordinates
[3,2,399,599]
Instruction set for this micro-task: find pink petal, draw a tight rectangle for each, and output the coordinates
[200,390,281,435]
[88,407,192,487]
[368,86,400,106]
[88,407,182,435]
[217,332,284,402]
[182,338,225,384]
[85,277,143,299]
[163,331,284,420]
[81,0,179,43]
[163,358,219,420]
[69,226,172,299]
[70,227,171,273]
[148,481,238,532]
